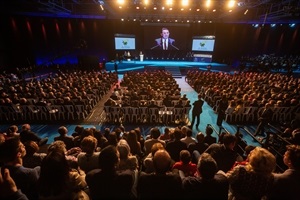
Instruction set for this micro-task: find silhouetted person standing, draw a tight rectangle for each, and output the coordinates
[190,94,204,129]
[114,62,118,73]
[254,103,273,136]
[217,95,229,127]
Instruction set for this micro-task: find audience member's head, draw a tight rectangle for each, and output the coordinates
[21,123,31,131]
[81,135,97,155]
[186,128,193,137]
[0,137,26,164]
[151,142,165,157]
[173,128,183,140]
[38,149,70,196]
[24,141,39,156]
[153,149,172,174]
[246,147,276,175]
[150,127,161,139]
[164,127,170,135]
[181,126,190,136]
[197,153,218,179]
[7,125,19,137]
[48,140,67,154]
[98,145,119,171]
[205,126,213,136]
[196,132,205,143]
[222,134,237,150]
[292,128,300,145]
[180,150,192,164]
[107,132,118,146]
[284,144,300,170]
[74,125,84,135]
[58,126,68,136]
[117,142,131,160]
[244,145,256,158]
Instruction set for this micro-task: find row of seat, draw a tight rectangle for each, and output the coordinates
[104,106,191,125]
[0,104,90,122]
[225,106,299,124]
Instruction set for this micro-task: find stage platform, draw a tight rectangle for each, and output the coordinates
[105,60,231,74]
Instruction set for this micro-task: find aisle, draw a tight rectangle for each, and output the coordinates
[176,76,258,146]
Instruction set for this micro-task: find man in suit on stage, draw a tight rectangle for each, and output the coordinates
[152,27,178,50]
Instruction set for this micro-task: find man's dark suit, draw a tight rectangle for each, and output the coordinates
[268,169,300,200]
[152,38,178,50]
[254,107,273,136]
[191,98,204,128]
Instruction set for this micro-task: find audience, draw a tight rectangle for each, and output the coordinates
[117,140,139,171]
[142,142,166,173]
[22,140,47,168]
[187,132,209,163]
[0,167,29,200]
[1,63,300,199]
[125,129,144,159]
[225,147,276,200]
[204,133,242,173]
[77,135,100,173]
[137,149,183,199]
[144,127,166,155]
[203,125,217,145]
[180,127,196,146]
[20,123,48,146]
[171,150,197,177]
[5,125,20,138]
[182,153,229,199]
[166,128,187,162]
[268,144,300,200]
[54,126,74,150]
[85,145,136,199]
[0,137,40,200]
[38,148,89,200]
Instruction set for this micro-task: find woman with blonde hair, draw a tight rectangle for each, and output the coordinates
[226,147,276,200]
[117,140,139,171]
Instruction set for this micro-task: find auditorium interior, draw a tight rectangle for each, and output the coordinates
[1,0,300,191]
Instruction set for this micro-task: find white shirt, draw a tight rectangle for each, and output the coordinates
[163,39,168,50]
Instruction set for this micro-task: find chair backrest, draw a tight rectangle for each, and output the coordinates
[54,105,66,112]
[130,107,140,115]
[139,107,148,115]
[110,106,120,113]
[64,105,75,112]
[75,105,86,112]
[173,107,184,115]
[122,107,131,114]
[148,107,159,115]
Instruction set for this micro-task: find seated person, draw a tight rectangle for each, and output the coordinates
[172,150,197,177]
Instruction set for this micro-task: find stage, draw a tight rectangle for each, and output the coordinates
[105,60,231,74]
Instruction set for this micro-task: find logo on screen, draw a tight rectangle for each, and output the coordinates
[200,42,206,47]
[122,39,128,45]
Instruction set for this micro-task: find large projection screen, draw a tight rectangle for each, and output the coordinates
[192,36,215,52]
[114,34,136,50]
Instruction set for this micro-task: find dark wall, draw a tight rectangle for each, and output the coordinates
[1,15,299,69]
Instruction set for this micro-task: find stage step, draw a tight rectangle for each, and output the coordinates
[164,66,182,78]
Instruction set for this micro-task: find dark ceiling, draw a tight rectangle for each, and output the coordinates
[2,0,300,24]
